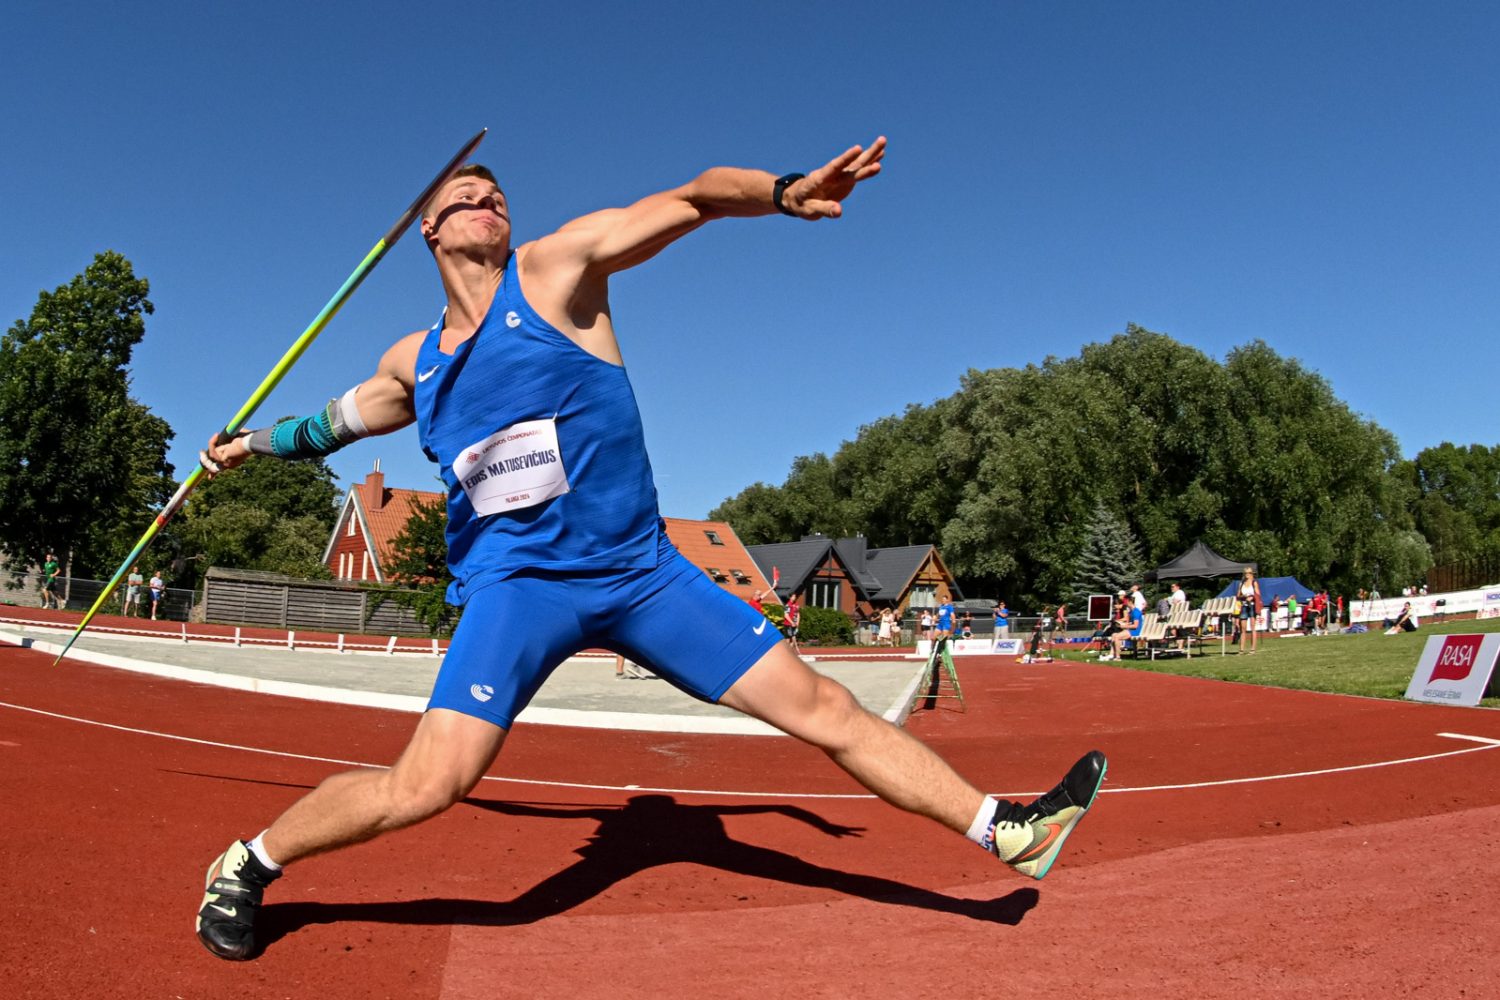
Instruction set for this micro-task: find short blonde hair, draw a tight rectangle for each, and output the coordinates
[422,164,501,220]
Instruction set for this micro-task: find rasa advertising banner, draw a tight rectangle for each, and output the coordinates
[1403,634,1500,707]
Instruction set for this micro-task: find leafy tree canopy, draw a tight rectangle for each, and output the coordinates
[0,252,174,577]
[377,493,457,634]
[713,326,1432,606]
[173,451,340,587]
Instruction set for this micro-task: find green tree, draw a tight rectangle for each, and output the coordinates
[0,252,174,578]
[1068,502,1147,603]
[377,493,457,634]
[174,452,340,586]
[711,325,1432,604]
[1405,443,1500,565]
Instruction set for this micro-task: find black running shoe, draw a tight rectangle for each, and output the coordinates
[195,840,280,960]
[989,750,1107,879]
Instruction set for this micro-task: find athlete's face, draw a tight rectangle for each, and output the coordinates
[422,175,511,258]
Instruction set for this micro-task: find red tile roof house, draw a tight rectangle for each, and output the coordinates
[323,463,444,583]
[325,467,773,602]
[659,517,774,597]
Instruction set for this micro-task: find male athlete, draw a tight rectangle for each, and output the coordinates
[194,136,1107,961]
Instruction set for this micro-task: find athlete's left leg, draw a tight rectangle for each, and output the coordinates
[718,644,984,834]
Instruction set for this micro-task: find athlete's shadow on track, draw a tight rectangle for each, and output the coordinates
[258,793,1037,949]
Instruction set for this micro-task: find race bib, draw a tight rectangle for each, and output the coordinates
[454,418,570,516]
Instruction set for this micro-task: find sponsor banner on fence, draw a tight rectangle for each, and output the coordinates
[1477,590,1500,621]
[1403,633,1500,707]
[915,638,1012,657]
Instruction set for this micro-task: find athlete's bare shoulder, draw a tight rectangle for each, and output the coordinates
[378,330,428,387]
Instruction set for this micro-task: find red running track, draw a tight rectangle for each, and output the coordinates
[1,642,1497,999]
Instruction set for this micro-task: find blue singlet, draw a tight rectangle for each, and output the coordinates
[413,252,662,605]
[411,253,781,729]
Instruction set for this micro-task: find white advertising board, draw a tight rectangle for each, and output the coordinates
[1403,633,1500,707]
[915,638,1012,657]
[1476,590,1500,620]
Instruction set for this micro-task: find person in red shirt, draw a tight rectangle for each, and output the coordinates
[783,595,802,650]
[749,583,776,615]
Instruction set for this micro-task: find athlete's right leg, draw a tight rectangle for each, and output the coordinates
[197,709,506,960]
[198,572,585,960]
[262,708,507,866]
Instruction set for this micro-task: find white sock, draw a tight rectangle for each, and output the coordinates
[247,832,283,872]
[964,796,999,851]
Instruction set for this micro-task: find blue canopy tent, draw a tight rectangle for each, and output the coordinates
[1218,576,1315,602]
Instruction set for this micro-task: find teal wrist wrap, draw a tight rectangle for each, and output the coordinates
[268,406,343,459]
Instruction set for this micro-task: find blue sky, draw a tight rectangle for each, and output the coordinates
[4,2,1497,519]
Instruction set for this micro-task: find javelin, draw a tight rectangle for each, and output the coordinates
[53,128,487,665]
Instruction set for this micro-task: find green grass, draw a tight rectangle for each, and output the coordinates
[1057,616,1500,707]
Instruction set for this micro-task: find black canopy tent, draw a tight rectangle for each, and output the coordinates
[1150,541,1256,581]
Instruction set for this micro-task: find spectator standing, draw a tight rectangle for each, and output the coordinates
[920,609,934,642]
[959,612,974,639]
[1307,592,1327,635]
[782,595,801,651]
[1237,568,1261,654]
[876,608,894,647]
[123,565,144,616]
[1286,594,1300,631]
[40,552,61,610]
[149,570,166,621]
[991,603,1008,642]
[1130,584,1146,613]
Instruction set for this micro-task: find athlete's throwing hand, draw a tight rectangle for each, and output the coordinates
[199,432,252,477]
[780,136,887,220]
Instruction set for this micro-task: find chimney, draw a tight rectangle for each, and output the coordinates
[364,459,386,512]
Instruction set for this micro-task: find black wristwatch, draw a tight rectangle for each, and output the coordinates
[773,172,806,216]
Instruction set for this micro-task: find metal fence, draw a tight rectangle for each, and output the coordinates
[1,570,195,621]
[2,567,434,636]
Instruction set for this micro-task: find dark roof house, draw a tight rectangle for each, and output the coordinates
[746,534,961,615]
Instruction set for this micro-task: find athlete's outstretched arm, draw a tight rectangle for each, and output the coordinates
[200,331,424,475]
[537,136,887,277]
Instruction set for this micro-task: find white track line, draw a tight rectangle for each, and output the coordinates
[3,699,1498,801]
[1439,732,1500,746]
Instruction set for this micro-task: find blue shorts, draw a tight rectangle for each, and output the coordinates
[428,534,783,729]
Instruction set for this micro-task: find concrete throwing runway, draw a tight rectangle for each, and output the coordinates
[0,622,925,736]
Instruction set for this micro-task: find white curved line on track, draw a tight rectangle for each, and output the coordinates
[5,699,1498,800]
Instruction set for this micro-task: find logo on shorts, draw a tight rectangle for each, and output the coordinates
[470,683,495,703]
[752,619,767,636]
[505,311,522,328]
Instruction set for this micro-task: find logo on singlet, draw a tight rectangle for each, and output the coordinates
[470,684,494,703]
[505,311,521,328]
[417,365,441,382]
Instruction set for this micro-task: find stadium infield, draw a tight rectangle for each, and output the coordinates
[1,625,1497,999]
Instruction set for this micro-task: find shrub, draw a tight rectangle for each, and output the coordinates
[796,606,855,646]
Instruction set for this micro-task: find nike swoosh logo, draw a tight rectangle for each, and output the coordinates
[417,365,441,382]
[1011,822,1063,865]
[753,620,767,635]
[208,904,237,918]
